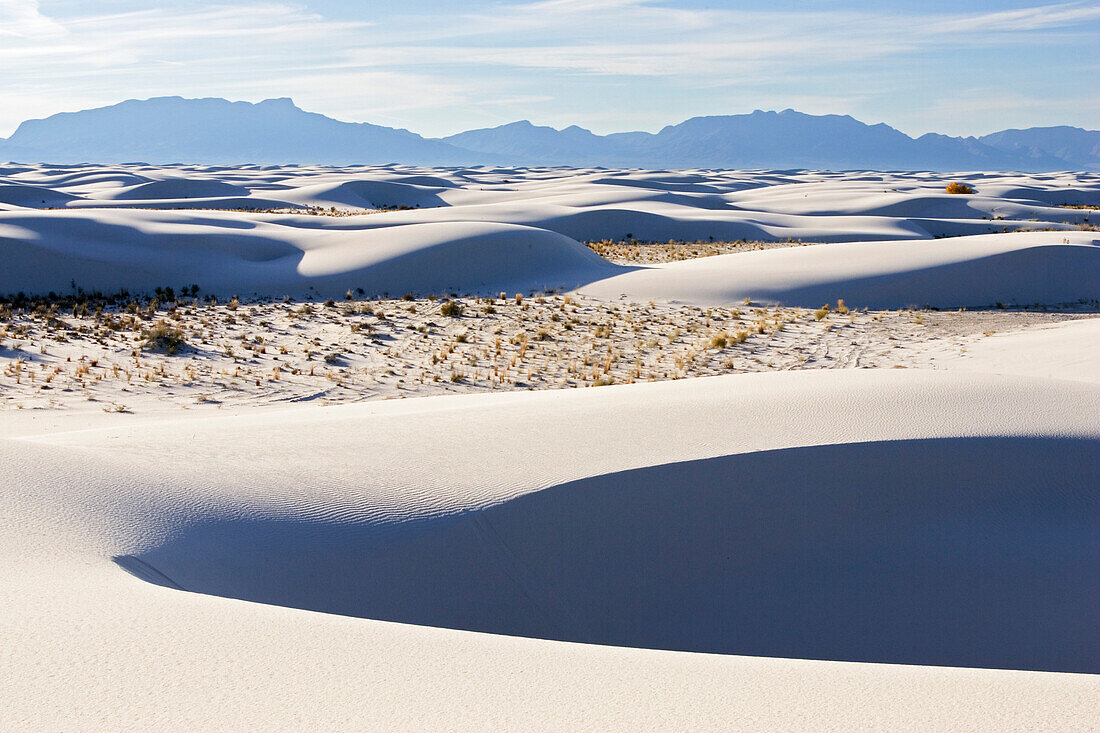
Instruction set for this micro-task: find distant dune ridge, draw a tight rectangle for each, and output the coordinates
[1,97,1098,170]
[1,165,1098,307]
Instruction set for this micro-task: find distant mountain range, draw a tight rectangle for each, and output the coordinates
[0,97,482,167]
[2,96,1097,172]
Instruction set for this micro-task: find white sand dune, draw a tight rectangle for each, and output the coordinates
[928,317,1100,383]
[97,177,253,200]
[3,164,1099,729]
[3,371,1099,729]
[0,183,79,207]
[1,165,1098,308]
[276,179,451,210]
[5,165,1098,228]
[3,208,1095,307]
[579,231,1100,308]
[0,210,616,297]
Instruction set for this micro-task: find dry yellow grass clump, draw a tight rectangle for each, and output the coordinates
[945,182,975,195]
[584,238,812,264]
[1,290,1085,413]
[0,290,877,411]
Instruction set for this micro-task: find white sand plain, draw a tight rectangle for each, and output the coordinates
[1,165,1098,730]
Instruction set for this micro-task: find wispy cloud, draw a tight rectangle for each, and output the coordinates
[353,1,1097,79]
[0,0,66,39]
[928,2,1100,33]
[0,0,1097,137]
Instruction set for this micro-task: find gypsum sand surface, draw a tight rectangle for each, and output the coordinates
[3,289,1097,413]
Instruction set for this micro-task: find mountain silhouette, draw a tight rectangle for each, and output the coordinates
[1,97,1094,171]
[0,97,489,166]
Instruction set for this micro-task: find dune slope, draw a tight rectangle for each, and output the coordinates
[0,211,617,297]
[580,231,1100,308]
[3,372,1098,729]
[119,434,1099,672]
[2,165,1098,308]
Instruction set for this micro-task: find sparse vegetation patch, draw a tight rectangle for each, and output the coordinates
[945,182,974,194]
[1,289,1093,413]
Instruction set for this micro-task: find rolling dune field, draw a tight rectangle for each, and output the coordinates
[2,164,1098,730]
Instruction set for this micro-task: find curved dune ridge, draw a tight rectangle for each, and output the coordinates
[0,183,79,207]
[117,435,1099,672]
[0,211,617,297]
[0,164,1099,307]
[100,177,253,200]
[579,232,1100,308]
[3,371,1099,728]
[275,179,450,210]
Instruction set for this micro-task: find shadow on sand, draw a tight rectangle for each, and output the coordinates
[117,436,1100,673]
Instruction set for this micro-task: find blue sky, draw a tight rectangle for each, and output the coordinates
[2,0,1098,138]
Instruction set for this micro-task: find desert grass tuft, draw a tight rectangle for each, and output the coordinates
[141,321,188,355]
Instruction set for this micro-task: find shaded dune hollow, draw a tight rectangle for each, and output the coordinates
[117,436,1100,673]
